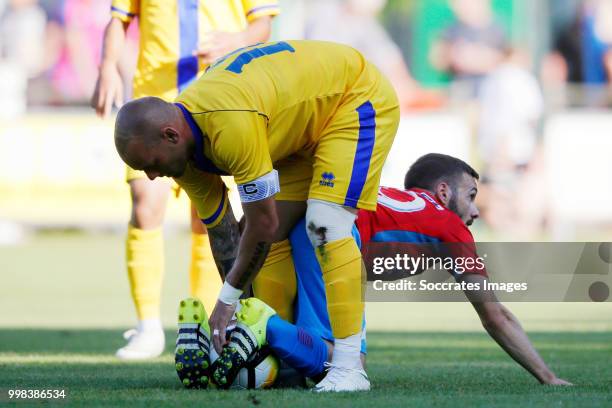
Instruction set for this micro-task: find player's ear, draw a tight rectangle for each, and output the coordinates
[434,181,452,206]
[162,127,180,144]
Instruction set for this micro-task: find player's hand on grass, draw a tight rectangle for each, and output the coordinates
[91,62,124,118]
[209,299,236,354]
[194,31,246,65]
[545,377,573,386]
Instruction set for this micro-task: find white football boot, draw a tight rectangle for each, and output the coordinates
[115,323,165,360]
[314,362,371,392]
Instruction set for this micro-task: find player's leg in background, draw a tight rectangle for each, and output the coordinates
[189,204,222,316]
[118,172,171,360]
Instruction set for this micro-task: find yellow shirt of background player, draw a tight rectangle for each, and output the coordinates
[174,40,397,226]
[110,0,280,101]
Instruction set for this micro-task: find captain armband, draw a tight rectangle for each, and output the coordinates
[237,169,280,203]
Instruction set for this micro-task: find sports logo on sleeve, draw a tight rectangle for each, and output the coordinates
[238,169,280,203]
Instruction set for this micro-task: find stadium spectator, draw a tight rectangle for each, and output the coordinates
[477,49,546,237]
[49,0,107,102]
[0,0,46,115]
[91,1,279,361]
[541,0,612,106]
[25,0,64,105]
[27,0,136,105]
[430,0,507,97]
[543,0,612,86]
[0,0,47,78]
[304,0,443,112]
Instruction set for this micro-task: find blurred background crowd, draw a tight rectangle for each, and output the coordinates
[1,0,612,242]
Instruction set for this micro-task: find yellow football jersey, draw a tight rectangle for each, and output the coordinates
[110,0,280,101]
[177,40,394,184]
[174,40,399,226]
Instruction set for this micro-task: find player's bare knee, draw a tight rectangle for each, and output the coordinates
[129,179,170,228]
[305,199,356,248]
[130,194,167,228]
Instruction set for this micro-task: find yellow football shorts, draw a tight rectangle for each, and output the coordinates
[275,88,399,210]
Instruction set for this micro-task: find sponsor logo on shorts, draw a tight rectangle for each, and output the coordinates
[319,172,335,188]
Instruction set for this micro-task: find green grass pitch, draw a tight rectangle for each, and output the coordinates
[1,232,611,407]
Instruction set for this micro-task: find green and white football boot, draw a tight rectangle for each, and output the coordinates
[175,297,211,389]
[212,298,276,389]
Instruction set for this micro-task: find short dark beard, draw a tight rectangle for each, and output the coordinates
[447,194,460,217]
[446,191,472,225]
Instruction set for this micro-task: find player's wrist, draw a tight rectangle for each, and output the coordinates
[218,281,243,305]
[538,370,557,384]
[235,31,249,48]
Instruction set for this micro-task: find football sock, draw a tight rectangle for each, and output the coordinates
[266,315,328,378]
[189,232,222,315]
[138,318,163,332]
[316,237,364,366]
[253,240,297,321]
[332,333,362,369]
[126,225,164,320]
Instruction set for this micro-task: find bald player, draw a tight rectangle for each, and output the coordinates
[92,0,278,360]
[114,40,400,391]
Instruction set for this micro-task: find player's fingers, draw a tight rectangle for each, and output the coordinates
[200,55,216,65]
[203,48,227,65]
[220,326,228,347]
[193,47,211,58]
[90,86,100,110]
[114,84,124,110]
[95,88,106,117]
[103,89,114,119]
[212,328,223,354]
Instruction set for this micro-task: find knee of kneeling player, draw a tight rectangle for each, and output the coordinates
[305,199,356,248]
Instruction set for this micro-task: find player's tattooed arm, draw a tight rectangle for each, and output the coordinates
[234,241,271,289]
[222,197,277,291]
[207,204,240,281]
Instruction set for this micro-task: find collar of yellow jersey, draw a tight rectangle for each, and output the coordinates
[174,103,229,176]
